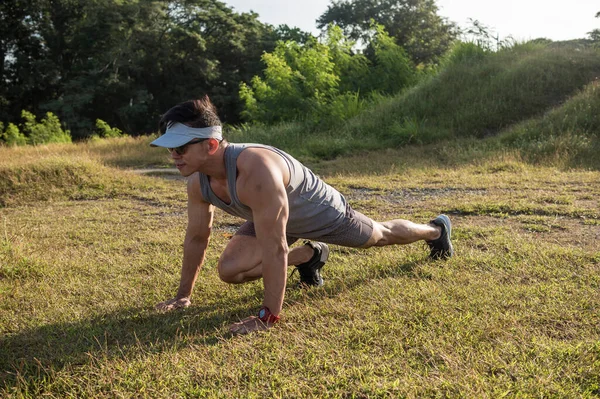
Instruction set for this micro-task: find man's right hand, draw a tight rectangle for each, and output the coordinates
[155,297,191,312]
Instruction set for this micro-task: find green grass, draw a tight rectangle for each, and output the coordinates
[498,80,600,167]
[1,40,599,397]
[1,141,599,397]
[0,156,160,207]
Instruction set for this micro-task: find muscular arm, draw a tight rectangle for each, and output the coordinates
[157,173,214,311]
[237,150,290,317]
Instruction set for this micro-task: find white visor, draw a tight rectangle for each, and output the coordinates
[150,123,223,148]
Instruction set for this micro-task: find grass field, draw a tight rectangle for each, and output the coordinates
[1,138,599,397]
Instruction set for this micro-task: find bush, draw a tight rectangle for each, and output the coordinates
[240,39,339,124]
[21,111,72,145]
[323,92,366,125]
[325,25,371,94]
[240,24,420,126]
[440,42,490,67]
[366,24,418,94]
[0,123,28,147]
[95,119,123,138]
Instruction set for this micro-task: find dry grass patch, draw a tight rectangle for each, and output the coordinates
[1,148,599,397]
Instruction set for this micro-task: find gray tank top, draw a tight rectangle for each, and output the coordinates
[198,143,347,238]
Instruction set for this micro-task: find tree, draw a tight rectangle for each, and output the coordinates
[367,24,417,94]
[316,0,458,65]
[0,0,51,123]
[589,11,600,41]
[1,0,279,138]
[270,24,314,44]
[37,0,276,136]
[324,24,370,93]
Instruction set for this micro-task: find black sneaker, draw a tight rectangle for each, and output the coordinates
[427,214,454,259]
[295,241,329,287]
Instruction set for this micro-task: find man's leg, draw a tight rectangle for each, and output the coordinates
[218,235,315,284]
[219,213,452,284]
[362,215,454,259]
[362,219,441,247]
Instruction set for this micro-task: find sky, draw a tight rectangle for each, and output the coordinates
[223,0,599,42]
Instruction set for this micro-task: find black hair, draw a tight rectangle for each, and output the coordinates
[159,95,222,134]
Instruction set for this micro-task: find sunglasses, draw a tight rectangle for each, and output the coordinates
[167,139,208,155]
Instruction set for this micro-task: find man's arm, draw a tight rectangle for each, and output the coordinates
[156,173,214,311]
[237,150,290,317]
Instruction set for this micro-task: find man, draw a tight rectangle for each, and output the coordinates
[153,96,453,335]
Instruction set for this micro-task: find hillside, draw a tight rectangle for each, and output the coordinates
[231,42,600,168]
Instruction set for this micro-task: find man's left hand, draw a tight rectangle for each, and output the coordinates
[228,315,274,335]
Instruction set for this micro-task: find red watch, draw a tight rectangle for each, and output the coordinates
[258,306,280,323]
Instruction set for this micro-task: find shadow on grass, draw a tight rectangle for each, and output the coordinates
[0,256,428,390]
[287,255,428,303]
[0,300,257,388]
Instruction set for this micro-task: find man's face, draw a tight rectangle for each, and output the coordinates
[168,139,209,176]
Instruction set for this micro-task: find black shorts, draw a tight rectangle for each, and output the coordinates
[234,204,374,248]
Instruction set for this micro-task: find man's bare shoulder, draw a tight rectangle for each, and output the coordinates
[237,146,272,164]
[235,147,290,207]
[186,172,209,205]
[236,147,289,181]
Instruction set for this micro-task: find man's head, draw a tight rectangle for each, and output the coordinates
[151,96,226,149]
[152,96,226,176]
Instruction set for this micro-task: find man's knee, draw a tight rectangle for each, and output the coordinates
[361,222,386,248]
[217,238,261,284]
[217,256,241,284]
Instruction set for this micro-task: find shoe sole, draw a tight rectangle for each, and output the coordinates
[441,215,453,257]
[311,243,329,286]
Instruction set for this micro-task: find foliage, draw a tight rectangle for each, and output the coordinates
[0,1,49,123]
[589,11,600,42]
[326,91,366,123]
[235,42,600,166]
[240,24,419,125]
[461,19,515,52]
[21,111,72,145]
[439,20,519,69]
[0,0,279,138]
[240,37,341,124]
[1,0,453,134]
[0,122,28,147]
[367,24,417,94]
[270,24,314,44]
[352,44,600,144]
[440,42,490,67]
[95,119,123,139]
[317,0,458,65]
[323,24,370,93]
